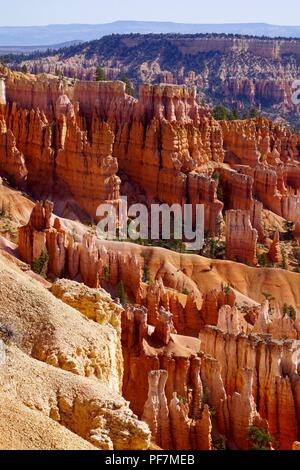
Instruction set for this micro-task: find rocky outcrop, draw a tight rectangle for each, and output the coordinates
[2,94,121,219]
[50,278,124,390]
[188,173,223,235]
[142,370,213,450]
[13,198,300,450]
[253,301,299,340]
[0,252,150,450]
[11,35,300,126]
[51,278,122,331]
[225,210,258,266]
[55,113,121,218]
[142,370,171,449]
[218,168,253,211]
[3,66,300,453]
[0,115,27,186]
[268,231,282,264]
[200,325,300,449]
[222,120,260,167]
[2,70,300,258]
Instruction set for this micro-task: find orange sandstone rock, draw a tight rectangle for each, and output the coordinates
[225,210,258,266]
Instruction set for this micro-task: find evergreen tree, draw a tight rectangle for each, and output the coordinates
[95,66,106,81]
[249,107,258,118]
[120,76,134,96]
[117,281,128,304]
[212,105,229,120]
[229,108,239,120]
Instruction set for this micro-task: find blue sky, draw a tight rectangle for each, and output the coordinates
[0,0,299,26]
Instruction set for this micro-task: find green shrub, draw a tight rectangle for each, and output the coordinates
[284,220,294,233]
[143,266,151,283]
[213,435,226,450]
[217,184,224,203]
[223,284,233,296]
[257,252,271,267]
[282,304,297,321]
[120,76,134,96]
[117,281,128,305]
[95,66,106,81]
[292,247,300,265]
[248,426,274,450]
[177,395,188,405]
[31,250,49,278]
[280,247,288,270]
[202,237,225,260]
[212,171,220,181]
[103,266,110,282]
[0,324,14,345]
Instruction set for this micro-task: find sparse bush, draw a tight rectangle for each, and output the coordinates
[223,284,233,296]
[213,435,226,450]
[212,171,220,181]
[280,247,288,270]
[31,250,49,278]
[177,395,188,405]
[212,105,230,120]
[117,280,128,305]
[143,266,151,283]
[248,426,274,450]
[0,324,14,345]
[201,237,225,260]
[292,247,300,265]
[103,266,110,282]
[95,66,106,81]
[284,220,294,233]
[257,252,272,268]
[120,76,134,96]
[282,304,297,321]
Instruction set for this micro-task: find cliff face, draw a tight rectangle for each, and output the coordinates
[2,72,299,247]
[2,70,300,451]
[11,197,300,450]
[0,251,150,450]
[122,297,300,450]
[0,72,226,228]
[225,210,258,266]
[9,34,300,125]
[200,325,300,450]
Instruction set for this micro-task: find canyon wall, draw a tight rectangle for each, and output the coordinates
[10,34,300,125]
[1,71,299,246]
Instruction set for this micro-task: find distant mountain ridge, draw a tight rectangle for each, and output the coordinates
[0,41,83,54]
[9,33,300,127]
[1,21,300,46]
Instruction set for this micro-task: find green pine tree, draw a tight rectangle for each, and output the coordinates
[95,66,106,81]
[120,76,134,96]
[117,281,128,304]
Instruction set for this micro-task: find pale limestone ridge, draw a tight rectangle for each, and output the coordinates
[0,253,150,450]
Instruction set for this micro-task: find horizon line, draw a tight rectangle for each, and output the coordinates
[1,20,300,28]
